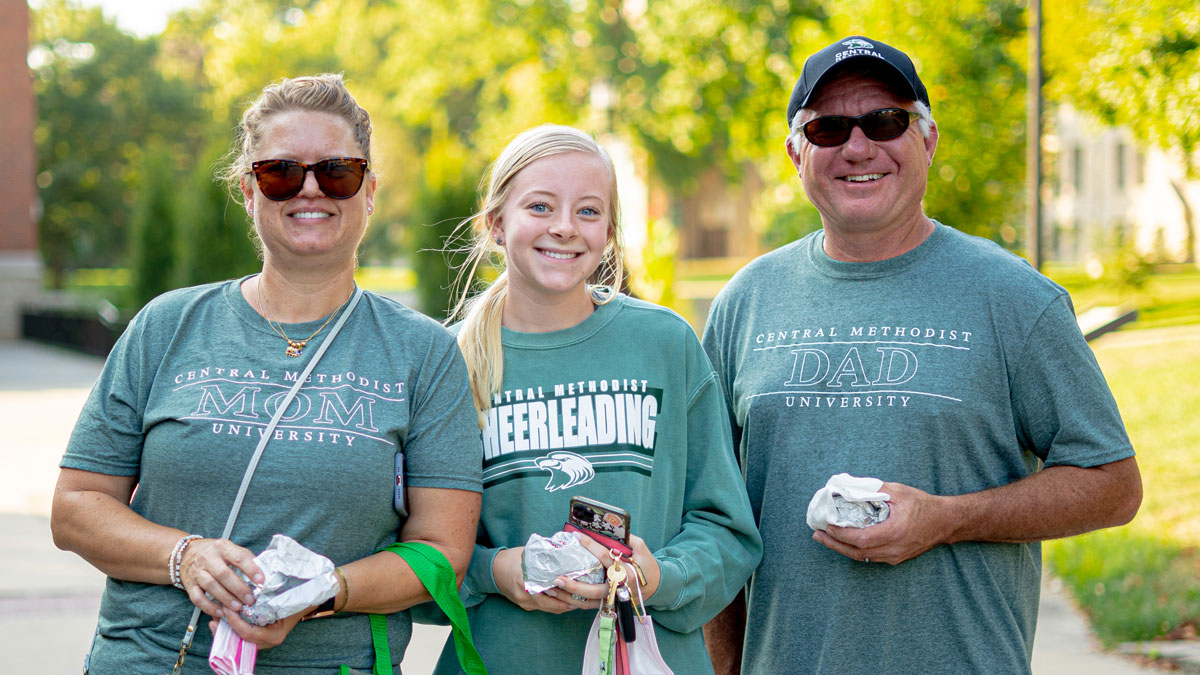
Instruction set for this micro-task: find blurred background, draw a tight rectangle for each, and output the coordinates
[2,0,1198,668]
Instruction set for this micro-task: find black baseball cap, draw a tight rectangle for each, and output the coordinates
[787,35,930,126]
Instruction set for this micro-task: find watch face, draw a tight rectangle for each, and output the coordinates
[301,597,337,621]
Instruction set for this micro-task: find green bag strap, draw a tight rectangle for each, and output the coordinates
[337,615,389,675]
[381,541,488,674]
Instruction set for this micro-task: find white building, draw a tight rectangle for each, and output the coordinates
[1048,105,1199,266]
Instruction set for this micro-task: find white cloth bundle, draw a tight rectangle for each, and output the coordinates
[806,473,891,531]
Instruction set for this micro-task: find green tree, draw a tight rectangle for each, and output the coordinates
[128,149,181,310]
[408,127,482,320]
[176,142,262,286]
[30,0,205,287]
[1044,1,1200,262]
[157,0,837,304]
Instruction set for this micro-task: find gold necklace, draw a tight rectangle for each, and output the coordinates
[257,280,347,358]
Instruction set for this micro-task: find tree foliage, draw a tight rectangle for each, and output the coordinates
[408,121,484,320]
[1044,0,1200,261]
[128,149,180,309]
[30,0,205,288]
[42,0,1190,310]
[1044,1,1200,175]
[176,142,262,287]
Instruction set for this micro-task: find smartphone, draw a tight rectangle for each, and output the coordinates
[565,496,632,555]
[393,451,407,518]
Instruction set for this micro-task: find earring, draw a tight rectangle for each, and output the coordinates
[247,208,254,216]
[367,205,374,215]
[494,234,504,246]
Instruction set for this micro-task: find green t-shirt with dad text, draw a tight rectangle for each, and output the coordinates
[702,223,1134,675]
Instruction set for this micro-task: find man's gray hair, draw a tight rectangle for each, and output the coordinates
[786,100,934,155]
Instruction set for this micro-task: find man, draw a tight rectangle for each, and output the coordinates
[701,35,1141,675]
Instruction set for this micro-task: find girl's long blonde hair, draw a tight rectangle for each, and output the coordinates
[447,124,625,425]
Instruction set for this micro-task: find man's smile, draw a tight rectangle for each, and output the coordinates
[840,173,886,183]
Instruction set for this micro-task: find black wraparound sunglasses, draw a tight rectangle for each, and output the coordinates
[801,108,920,147]
[250,157,369,201]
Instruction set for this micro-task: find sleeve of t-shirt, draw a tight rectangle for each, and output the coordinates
[402,328,484,493]
[1010,293,1135,468]
[60,310,152,476]
[700,293,744,458]
[460,543,503,606]
[646,337,763,632]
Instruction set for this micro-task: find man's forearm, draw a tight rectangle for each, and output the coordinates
[945,456,1142,544]
[816,456,1142,565]
[704,590,746,675]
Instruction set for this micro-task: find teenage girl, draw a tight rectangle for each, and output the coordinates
[432,124,761,674]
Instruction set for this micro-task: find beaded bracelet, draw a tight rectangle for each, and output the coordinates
[169,534,203,590]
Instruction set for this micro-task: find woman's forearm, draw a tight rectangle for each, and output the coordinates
[51,470,184,584]
[339,487,480,614]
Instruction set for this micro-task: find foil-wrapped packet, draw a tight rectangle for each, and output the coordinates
[806,473,891,531]
[238,534,340,626]
[522,530,605,593]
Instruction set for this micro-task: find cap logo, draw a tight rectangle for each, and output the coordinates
[834,40,884,63]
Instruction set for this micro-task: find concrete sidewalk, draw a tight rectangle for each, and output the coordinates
[0,337,1190,673]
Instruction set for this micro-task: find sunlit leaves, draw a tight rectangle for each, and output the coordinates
[1045,0,1200,174]
[31,0,204,287]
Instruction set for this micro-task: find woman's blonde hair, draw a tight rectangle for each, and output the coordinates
[448,124,625,424]
[219,73,373,202]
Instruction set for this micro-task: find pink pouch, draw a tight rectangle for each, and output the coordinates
[208,618,257,675]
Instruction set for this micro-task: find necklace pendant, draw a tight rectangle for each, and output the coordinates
[286,340,305,358]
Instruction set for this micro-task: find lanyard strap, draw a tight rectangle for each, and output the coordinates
[597,614,618,675]
[375,542,488,674]
[169,286,364,674]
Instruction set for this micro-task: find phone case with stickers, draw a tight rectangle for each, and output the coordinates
[565,496,632,556]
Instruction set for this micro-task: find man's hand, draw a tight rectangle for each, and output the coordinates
[812,482,950,565]
[813,458,1142,565]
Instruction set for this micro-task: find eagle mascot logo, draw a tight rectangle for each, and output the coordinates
[842,38,875,50]
[534,451,596,492]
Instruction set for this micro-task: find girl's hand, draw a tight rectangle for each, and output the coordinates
[493,546,601,614]
[561,533,661,602]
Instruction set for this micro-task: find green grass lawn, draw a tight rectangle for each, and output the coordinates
[1044,325,1200,646]
[1047,264,1200,330]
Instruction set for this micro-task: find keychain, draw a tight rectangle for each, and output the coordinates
[598,550,627,675]
[605,549,637,643]
[616,584,637,643]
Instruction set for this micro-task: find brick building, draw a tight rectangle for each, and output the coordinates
[0,2,41,339]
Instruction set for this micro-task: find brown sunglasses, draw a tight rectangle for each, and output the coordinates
[250,157,368,201]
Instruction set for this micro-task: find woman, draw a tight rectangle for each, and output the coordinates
[434,124,761,673]
[51,74,482,674]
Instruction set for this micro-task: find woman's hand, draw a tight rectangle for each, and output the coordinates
[179,538,264,619]
[208,608,304,650]
[492,546,600,614]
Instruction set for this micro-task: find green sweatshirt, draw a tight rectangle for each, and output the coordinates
[430,294,761,674]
